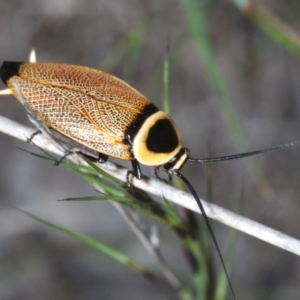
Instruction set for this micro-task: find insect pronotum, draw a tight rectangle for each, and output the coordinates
[1,53,299,300]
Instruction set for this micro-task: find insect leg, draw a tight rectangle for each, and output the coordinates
[27,130,42,143]
[54,151,76,166]
[131,159,142,180]
[79,152,108,164]
[125,159,142,188]
[27,126,55,143]
[95,153,109,163]
[54,150,109,166]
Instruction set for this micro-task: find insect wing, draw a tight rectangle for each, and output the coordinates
[2,62,152,160]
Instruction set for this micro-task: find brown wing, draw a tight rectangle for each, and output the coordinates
[7,62,152,160]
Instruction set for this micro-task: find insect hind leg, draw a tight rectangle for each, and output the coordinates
[54,150,109,166]
[81,152,108,163]
[27,130,42,143]
[27,126,56,143]
[54,151,75,166]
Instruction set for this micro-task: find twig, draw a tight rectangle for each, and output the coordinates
[1,115,300,256]
[111,202,183,291]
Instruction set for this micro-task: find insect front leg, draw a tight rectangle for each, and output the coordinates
[131,159,142,179]
[126,159,142,188]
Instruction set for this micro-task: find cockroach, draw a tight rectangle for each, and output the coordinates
[1,57,298,299]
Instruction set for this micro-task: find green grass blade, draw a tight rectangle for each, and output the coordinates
[233,0,249,9]
[181,0,263,180]
[16,209,196,300]
[58,195,128,202]
[163,40,171,115]
[232,1,300,59]
[18,209,155,276]
[122,26,145,83]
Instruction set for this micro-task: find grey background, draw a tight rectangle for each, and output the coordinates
[1,1,300,299]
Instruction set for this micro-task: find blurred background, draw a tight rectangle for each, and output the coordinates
[1,0,300,299]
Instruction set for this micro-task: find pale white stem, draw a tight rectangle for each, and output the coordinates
[1,115,300,256]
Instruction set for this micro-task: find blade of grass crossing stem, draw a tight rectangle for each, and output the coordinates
[19,149,124,196]
[181,0,263,181]
[59,195,130,203]
[163,37,212,299]
[63,160,184,228]
[17,209,149,274]
[65,163,127,197]
[17,210,196,300]
[63,158,137,199]
[22,149,200,250]
[81,158,125,186]
[20,148,125,191]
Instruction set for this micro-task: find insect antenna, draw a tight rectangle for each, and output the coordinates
[177,140,300,299]
[174,170,236,299]
[188,141,300,164]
